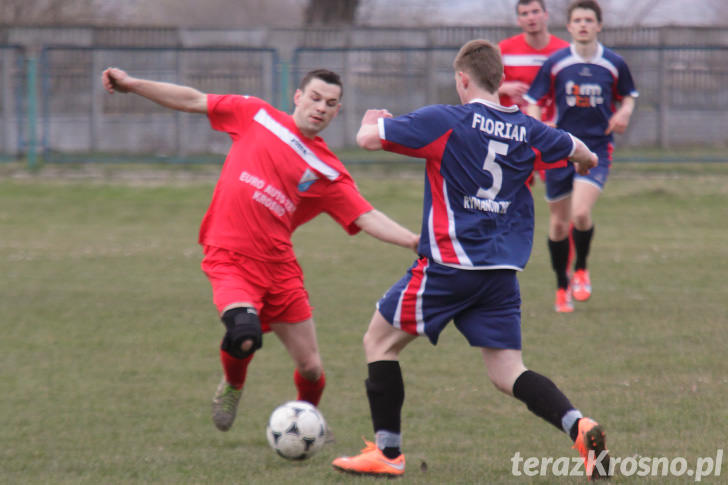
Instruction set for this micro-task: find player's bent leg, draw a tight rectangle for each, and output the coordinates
[271,318,326,406]
[480,347,527,395]
[220,306,263,359]
[363,310,417,362]
[570,180,601,231]
[333,311,413,476]
[571,181,600,301]
[212,304,260,431]
[548,197,572,242]
[271,317,323,379]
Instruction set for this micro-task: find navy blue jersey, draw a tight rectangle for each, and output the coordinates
[524,43,638,143]
[380,99,576,270]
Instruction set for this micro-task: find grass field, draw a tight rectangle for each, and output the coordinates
[1,161,727,484]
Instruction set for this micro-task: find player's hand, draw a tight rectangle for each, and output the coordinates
[499,81,529,103]
[361,109,392,125]
[605,108,631,134]
[102,67,132,94]
[575,151,598,175]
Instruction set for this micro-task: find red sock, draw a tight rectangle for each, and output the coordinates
[220,348,254,390]
[294,369,326,406]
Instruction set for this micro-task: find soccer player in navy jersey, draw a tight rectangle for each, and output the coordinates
[332,39,610,479]
[525,0,638,312]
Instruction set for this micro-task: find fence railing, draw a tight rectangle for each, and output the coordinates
[3,38,728,163]
[0,45,25,160]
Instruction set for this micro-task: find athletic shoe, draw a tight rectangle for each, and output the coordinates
[211,377,242,431]
[554,288,574,313]
[572,269,592,301]
[573,418,611,480]
[332,439,405,476]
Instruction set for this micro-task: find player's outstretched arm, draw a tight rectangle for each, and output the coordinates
[568,136,598,175]
[356,109,392,151]
[101,67,207,114]
[354,209,419,253]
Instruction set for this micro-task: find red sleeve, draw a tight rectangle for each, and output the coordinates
[321,178,374,235]
[207,94,265,140]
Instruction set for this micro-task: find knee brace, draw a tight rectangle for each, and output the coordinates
[220,307,263,359]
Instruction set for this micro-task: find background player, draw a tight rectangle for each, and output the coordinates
[499,0,568,120]
[499,0,569,186]
[101,67,419,432]
[525,0,638,312]
[331,39,610,479]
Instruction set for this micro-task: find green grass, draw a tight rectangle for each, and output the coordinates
[1,162,727,484]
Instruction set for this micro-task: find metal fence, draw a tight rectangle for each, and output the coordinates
[40,46,278,162]
[2,25,728,162]
[0,45,25,159]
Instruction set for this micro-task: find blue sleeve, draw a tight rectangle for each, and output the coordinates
[382,105,452,153]
[524,60,553,104]
[526,117,574,163]
[616,58,639,99]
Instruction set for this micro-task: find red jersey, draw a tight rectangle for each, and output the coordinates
[499,33,569,122]
[200,94,373,262]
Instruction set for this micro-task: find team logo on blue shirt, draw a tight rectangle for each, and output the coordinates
[565,80,604,107]
[298,168,319,192]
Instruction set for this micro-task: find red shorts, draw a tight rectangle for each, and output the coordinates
[201,246,312,331]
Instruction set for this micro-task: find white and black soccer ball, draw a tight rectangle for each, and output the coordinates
[266,400,327,460]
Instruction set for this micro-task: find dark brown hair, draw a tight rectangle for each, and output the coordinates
[567,0,602,23]
[298,69,343,99]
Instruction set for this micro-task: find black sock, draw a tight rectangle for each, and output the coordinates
[513,370,575,433]
[569,419,582,442]
[572,226,594,271]
[548,237,570,289]
[366,361,405,458]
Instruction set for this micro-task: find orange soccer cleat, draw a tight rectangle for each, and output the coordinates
[554,287,574,313]
[572,418,611,480]
[572,269,592,301]
[332,439,405,476]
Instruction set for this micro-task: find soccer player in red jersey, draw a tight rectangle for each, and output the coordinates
[499,0,569,120]
[499,0,569,187]
[101,67,419,432]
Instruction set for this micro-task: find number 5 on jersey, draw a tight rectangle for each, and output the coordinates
[476,140,508,200]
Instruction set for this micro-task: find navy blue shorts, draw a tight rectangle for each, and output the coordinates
[545,140,614,201]
[376,257,522,349]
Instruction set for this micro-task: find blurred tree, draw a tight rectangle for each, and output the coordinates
[304,0,359,25]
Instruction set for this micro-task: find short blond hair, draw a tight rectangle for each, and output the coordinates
[452,39,503,94]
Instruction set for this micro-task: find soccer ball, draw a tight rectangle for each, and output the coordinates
[266,400,327,460]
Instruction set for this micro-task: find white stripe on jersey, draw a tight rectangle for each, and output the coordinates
[253,108,340,181]
[502,53,549,67]
[552,44,618,79]
[391,260,428,335]
[392,290,403,330]
[427,207,442,263]
[415,263,427,335]
[442,182,473,266]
